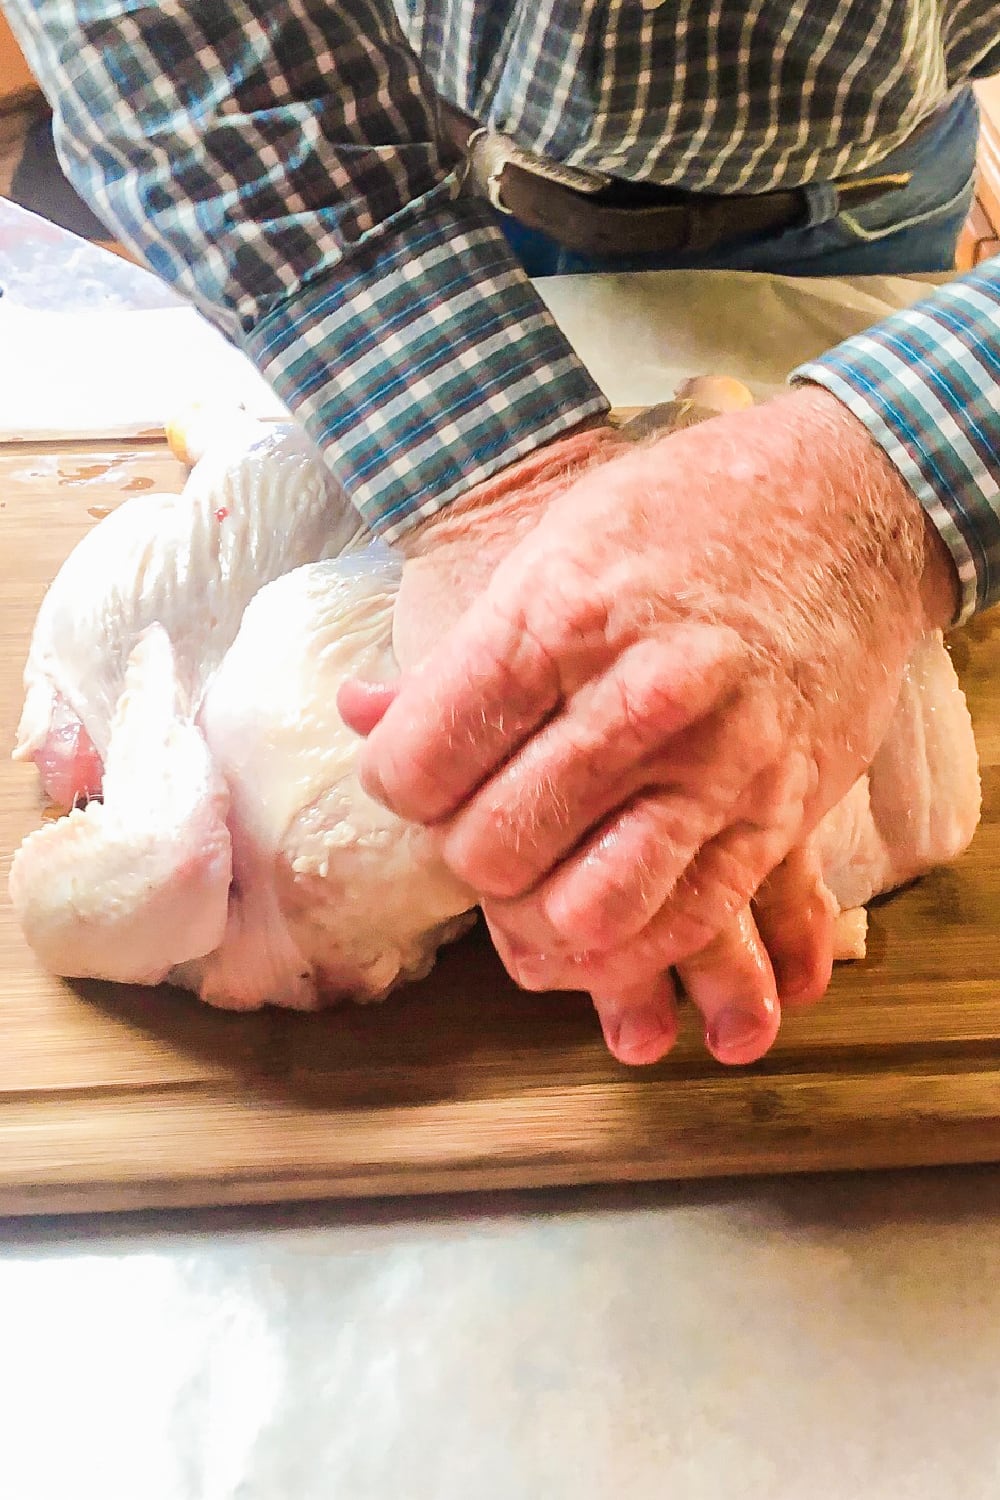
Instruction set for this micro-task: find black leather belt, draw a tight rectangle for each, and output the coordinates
[438,100,917,257]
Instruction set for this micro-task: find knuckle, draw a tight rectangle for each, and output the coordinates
[611,660,682,754]
[511,955,560,991]
[700,848,764,919]
[444,840,536,900]
[522,556,610,669]
[740,750,812,832]
[445,777,571,897]
[363,741,449,821]
[664,853,757,956]
[744,693,788,766]
[637,906,719,970]
[547,874,638,951]
[551,846,668,948]
[546,800,689,948]
[754,842,825,915]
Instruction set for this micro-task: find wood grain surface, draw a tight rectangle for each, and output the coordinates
[2,439,1000,1216]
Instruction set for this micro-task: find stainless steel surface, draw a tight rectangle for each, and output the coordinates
[2,1168,1000,1498]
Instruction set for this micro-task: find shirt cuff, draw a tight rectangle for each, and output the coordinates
[243,195,609,537]
[791,267,1000,624]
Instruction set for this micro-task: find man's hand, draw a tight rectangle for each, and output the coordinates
[345,386,958,1006]
[343,410,838,1065]
[489,844,837,1067]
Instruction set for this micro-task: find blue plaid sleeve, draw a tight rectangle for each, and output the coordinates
[4,0,606,533]
[793,263,1000,622]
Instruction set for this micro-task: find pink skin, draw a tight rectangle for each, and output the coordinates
[523,844,835,1065]
[342,387,958,1064]
[339,679,833,1066]
[340,680,398,737]
[33,702,104,808]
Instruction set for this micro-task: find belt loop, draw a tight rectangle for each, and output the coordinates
[681,201,719,253]
[801,182,840,228]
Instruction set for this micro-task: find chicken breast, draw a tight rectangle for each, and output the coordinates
[7,412,982,1007]
[174,552,473,1008]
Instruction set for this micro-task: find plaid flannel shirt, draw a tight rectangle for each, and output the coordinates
[6,0,1000,615]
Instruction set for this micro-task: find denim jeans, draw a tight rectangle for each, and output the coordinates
[498,86,979,279]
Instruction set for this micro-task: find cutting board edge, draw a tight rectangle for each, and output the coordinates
[4,1126,1000,1217]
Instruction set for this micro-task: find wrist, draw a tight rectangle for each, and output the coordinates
[791,384,960,632]
[398,420,624,560]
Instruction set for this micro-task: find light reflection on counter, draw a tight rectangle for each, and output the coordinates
[1,1169,1000,1499]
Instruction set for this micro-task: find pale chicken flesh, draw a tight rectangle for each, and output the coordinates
[8,414,982,1007]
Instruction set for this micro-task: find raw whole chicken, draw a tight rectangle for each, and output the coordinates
[8,405,983,1011]
[10,414,474,1007]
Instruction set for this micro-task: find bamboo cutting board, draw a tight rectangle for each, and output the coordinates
[2,438,1000,1217]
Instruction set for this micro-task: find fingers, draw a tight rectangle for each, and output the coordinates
[626,816,800,969]
[752,845,836,1007]
[358,585,575,822]
[489,864,835,1070]
[587,909,783,1069]
[590,974,681,1066]
[535,789,727,950]
[577,860,829,1072]
[484,911,572,992]
[360,525,752,848]
[485,910,675,1068]
[675,907,781,1065]
[486,909,681,1067]
[439,628,747,898]
[337,679,398,737]
[484,810,799,1011]
[530,733,803,951]
[487,903,782,1069]
[485,837,835,1072]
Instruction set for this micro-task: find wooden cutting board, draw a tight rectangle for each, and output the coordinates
[2,438,1000,1216]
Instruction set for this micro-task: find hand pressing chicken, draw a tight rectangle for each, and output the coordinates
[343,390,836,1065]
[347,383,969,1062]
[9,406,980,1069]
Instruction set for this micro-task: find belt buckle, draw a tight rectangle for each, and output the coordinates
[462,127,612,215]
[462,127,513,214]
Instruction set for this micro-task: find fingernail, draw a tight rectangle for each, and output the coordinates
[706,1007,773,1064]
[608,1008,675,1066]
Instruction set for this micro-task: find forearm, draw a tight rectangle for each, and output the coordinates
[5,0,607,529]
[243,202,607,535]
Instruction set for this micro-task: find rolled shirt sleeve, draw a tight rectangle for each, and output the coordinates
[4,0,607,534]
[793,263,1000,622]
